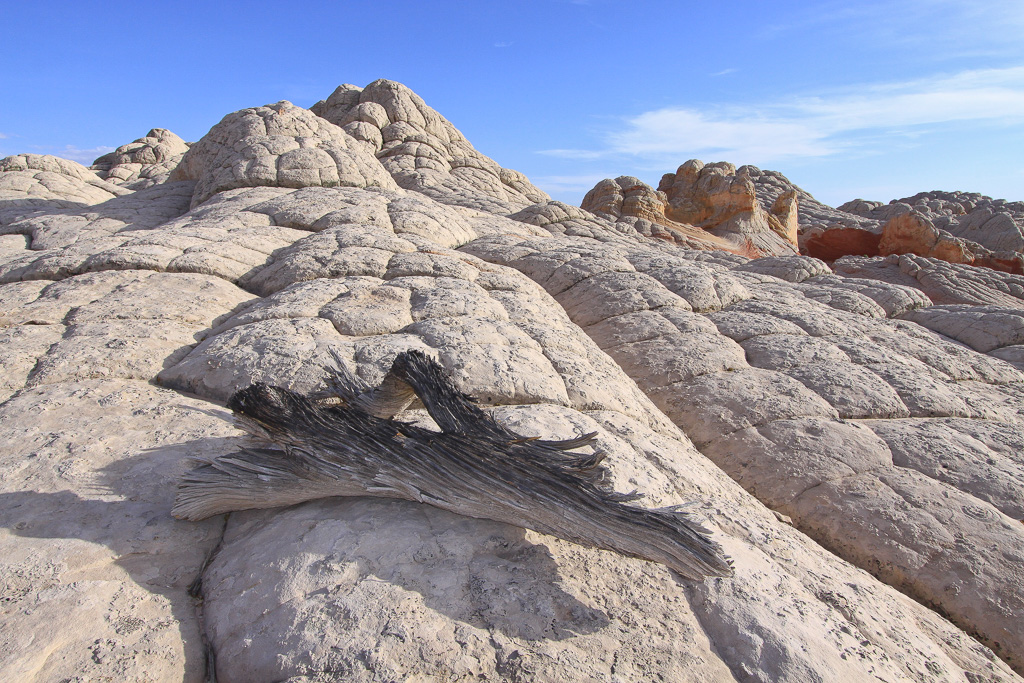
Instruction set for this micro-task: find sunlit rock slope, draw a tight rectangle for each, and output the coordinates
[1,79,1022,682]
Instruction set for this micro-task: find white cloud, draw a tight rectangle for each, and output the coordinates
[54,145,116,164]
[536,148,606,160]
[761,0,1024,54]
[541,66,1024,166]
[0,132,7,139]
[607,110,837,162]
[710,68,737,77]
[493,41,514,48]
[533,174,615,194]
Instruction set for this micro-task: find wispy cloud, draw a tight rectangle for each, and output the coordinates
[761,0,1024,55]
[532,174,616,194]
[493,41,514,48]
[710,68,737,77]
[540,66,1024,166]
[52,145,116,164]
[537,148,605,160]
[0,132,7,139]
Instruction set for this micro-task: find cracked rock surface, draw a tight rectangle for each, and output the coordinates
[1,80,1023,682]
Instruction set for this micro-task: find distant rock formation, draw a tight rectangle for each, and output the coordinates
[580,161,799,257]
[1,79,1023,682]
[741,169,1024,273]
[311,79,549,213]
[92,128,190,189]
[839,192,1024,273]
[169,100,398,208]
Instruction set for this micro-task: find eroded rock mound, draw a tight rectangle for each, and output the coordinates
[841,190,1024,255]
[1,80,1023,682]
[91,128,190,189]
[657,160,799,255]
[739,169,1024,276]
[0,153,128,207]
[311,79,549,213]
[579,164,800,257]
[170,100,398,208]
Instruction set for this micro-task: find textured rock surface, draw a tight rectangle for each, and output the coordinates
[1,81,1023,682]
[0,154,128,208]
[841,190,1024,256]
[743,168,1024,272]
[92,128,191,189]
[311,79,549,214]
[170,101,398,208]
[580,163,799,257]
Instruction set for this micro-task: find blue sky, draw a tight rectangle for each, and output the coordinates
[2,0,1022,207]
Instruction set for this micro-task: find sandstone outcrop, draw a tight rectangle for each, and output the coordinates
[311,79,549,214]
[1,80,1023,682]
[580,163,800,258]
[0,154,129,208]
[170,101,398,208]
[741,169,1024,272]
[840,190,1024,255]
[92,128,191,189]
[657,160,797,254]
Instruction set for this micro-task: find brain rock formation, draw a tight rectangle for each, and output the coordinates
[1,79,1023,682]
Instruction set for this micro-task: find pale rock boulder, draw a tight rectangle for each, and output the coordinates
[0,153,127,207]
[311,79,549,214]
[732,254,830,282]
[170,100,398,208]
[901,305,1024,354]
[92,128,190,188]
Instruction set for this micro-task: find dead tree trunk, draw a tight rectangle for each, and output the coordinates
[173,350,733,580]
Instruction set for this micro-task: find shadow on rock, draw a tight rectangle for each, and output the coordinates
[0,437,235,680]
[202,494,610,644]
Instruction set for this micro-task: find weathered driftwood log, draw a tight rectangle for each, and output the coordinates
[173,351,733,580]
